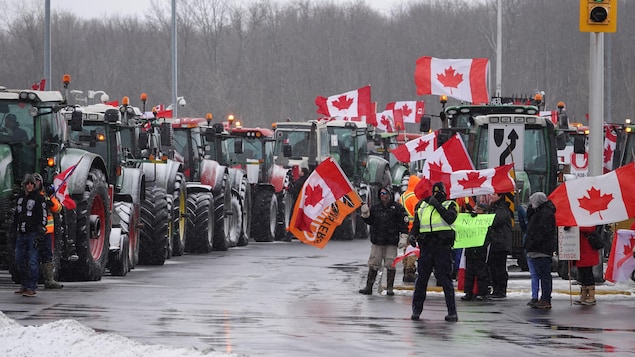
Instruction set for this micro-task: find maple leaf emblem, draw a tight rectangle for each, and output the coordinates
[578,187,613,219]
[603,145,613,164]
[622,235,635,257]
[304,184,324,207]
[436,66,463,93]
[458,172,487,194]
[415,139,430,153]
[331,95,353,111]
[380,114,393,132]
[399,104,412,118]
[428,161,445,173]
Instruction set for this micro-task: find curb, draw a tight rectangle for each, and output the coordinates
[391,285,633,296]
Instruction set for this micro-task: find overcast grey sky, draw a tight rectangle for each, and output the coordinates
[52,0,402,19]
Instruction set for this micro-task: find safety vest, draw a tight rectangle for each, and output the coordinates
[400,191,418,230]
[44,196,62,234]
[417,200,456,233]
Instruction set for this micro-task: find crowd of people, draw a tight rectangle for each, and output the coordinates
[358,179,604,322]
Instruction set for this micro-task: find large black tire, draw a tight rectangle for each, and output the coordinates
[139,186,169,265]
[184,191,214,253]
[113,201,139,269]
[251,187,278,242]
[61,167,110,281]
[108,232,130,277]
[170,173,187,257]
[237,176,251,246]
[212,173,232,251]
[275,188,294,241]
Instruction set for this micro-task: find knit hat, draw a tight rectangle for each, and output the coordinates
[529,192,548,208]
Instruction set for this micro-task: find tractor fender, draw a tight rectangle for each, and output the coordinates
[139,159,179,192]
[227,167,246,195]
[364,155,392,187]
[118,167,145,208]
[60,149,108,196]
[270,164,290,194]
[391,164,409,189]
[200,159,228,194]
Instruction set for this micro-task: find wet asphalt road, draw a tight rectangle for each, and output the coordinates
[1,239,635,356]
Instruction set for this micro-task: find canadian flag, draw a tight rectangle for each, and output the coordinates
[420,133,475,178]
[548,163,635,226]
[53,164,78,210]
[315,85,373,118]
[288,157,362,248]
[429,164,516,199]
[414,56,489,104]
[603,125,618,173]
[391,245,420,268]
[385,101,425,123]
[391,131,438,163]
[31,79,46,91]
[153,104,173,118]
[604,229,635,283]
[369,109,404,133]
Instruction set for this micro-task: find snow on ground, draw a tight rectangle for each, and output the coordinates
[0,313,236,357]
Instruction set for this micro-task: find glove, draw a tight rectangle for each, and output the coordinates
[398,233,408,249]
[409,235,417,248]
[46,185,55,196]
[470,211,478,217]
[360,204,370,218]
[426,195,440,208]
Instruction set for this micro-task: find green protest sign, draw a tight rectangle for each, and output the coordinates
[452,213,495,249]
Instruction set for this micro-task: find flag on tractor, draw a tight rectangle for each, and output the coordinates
[391,131,439,163]
[385,101,425,123]
[288,157,362,248]
[315,85,373,118]
[53,165,78,210]
[414,56,489,104]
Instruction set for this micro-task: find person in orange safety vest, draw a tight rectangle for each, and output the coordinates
[33,173,64,289]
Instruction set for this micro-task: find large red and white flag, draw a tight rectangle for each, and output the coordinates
[315,85,372,118]
[391,131,438,163]
[385,101,425,123]
[153,104,173,118]
[414,56,489,104]
[370,109,404,133]
[31,79,46,91]
[391,245,420,268]
[288,157,362,248]
[603,125,618,173]
[420,133,475,178]
[54,165,78,210]
[604,229,635,283]
[429,164,516,199]
[548,163,635,226]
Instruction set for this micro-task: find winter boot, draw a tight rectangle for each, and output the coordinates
[582,286,596,306]
[43,262,63,289]
[359,268,378,295]
[386,270,396,296]
[574,286,588,305]
[403,268,416,283]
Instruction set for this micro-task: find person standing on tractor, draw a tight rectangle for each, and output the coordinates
[409,182,459,322]
[359,186,409,296]
[399,175,421,283]
[33,173,64,289]
[13,174,48,297]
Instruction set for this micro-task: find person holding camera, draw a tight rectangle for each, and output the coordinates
[13,174,48,297]
[409,182,459,322]
[359,186,409,296]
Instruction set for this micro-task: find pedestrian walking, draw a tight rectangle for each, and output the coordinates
[524,192,557,309]
[13,174,48,297]
[359,186,409,296]
[486,192,513,299]
[409,182,459,322]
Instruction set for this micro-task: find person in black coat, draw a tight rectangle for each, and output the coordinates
[486,192,513,299]
[524,192,557,309]
[462,203,491,301]
[359,186,409,296]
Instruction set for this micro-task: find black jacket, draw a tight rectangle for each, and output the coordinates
[362,201,408,246]
[13,190,47,234]
[487,199,513,254]
[524,200,557,256]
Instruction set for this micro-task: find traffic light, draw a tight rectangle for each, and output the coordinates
[579,0,617,33]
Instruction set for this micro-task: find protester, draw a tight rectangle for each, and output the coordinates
[486,192,513,299]
[524,192,557,309]
[574,226,600,306]
[12,174,48,297]
[518,203,539,307]
[399,175,421,283]
[409,182,459,322]
[33,173,64,289]
[359,187,409,296]
[462,203,490,301]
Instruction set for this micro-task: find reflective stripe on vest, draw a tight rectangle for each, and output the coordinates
[417,200,456,233]
[46,214,54,234]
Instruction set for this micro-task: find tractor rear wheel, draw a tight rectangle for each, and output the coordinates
[139,186,169,265]
[184,191,214,253]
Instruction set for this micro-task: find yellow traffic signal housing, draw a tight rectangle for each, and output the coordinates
[580,0,617,33]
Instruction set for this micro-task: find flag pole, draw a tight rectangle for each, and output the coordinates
[53,156,84,195]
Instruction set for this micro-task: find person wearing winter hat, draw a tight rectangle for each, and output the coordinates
[359,186,409,296]
[524,192,557,309]
[409,181,459,322]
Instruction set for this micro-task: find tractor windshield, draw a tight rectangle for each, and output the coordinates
[274,129,310,159]
[0,102,41,181]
